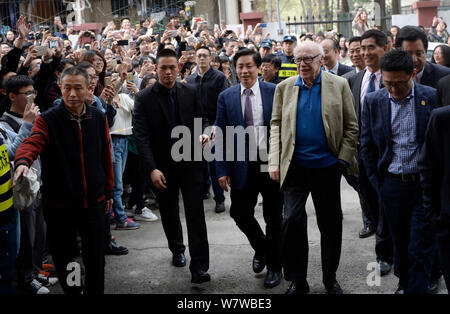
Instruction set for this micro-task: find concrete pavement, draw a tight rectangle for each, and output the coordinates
[50,180,446,294]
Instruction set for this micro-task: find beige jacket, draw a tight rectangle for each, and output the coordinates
[269,71,359,189]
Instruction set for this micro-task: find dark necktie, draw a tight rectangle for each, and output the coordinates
[244,89,253,127]
[367,73,376,94]
[168,89,176,126]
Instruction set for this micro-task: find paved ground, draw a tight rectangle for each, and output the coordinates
[49,180,446,294]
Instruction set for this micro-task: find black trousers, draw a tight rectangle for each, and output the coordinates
[435,215,450,293]
[281,162,342,286]
[156,163,209,273]
[124,150,147,211]
[229,162,283,272]
[16,197,46,285]
[43,202,106,294]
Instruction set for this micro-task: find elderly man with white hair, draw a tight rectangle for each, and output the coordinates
[268,41,359,294]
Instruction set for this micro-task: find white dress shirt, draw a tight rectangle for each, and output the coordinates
[240,80,266,150]
[360,68,382,108]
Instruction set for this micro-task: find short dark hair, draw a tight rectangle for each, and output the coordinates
[120,17,130,23]
[4,75,34,95]
[395,25,428,51]
[348,36,362,46]
[156,48,178,64]
[261,54,281,69]
[391,25,400,32]
[380,50,414,76]
[56,58,76,73]
[76,61,95,71]
[140,74,158,90]
[323,38,338,50]
[383,31,394,40]
[233,48,262,68]
[196,46,211,55]
[361,29,388,47]
[225,38,238,45]
[60,66,90,87]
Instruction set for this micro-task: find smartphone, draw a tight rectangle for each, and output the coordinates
[35,46,47,57]
[248,25,252,31]
[105,76,112,86]
[127,72,134,82]
[26,94,34,106]
[48,40,59,49]
[259,23,267,28]
[106,38,113,48]
[169,30,178,37]
[117,39,129,46]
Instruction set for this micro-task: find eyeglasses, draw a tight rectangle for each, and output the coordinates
[16,90,36,96]
[382,77,411,89]
[294,54,321,65]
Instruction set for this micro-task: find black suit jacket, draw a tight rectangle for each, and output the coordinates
[132,81,209,174]
[347,69,366,124]
[337,63,354,76]
[420,62,450,88]
[436,74,450,107]
[419,106,450,223]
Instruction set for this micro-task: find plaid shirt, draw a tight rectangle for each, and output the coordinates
[388,85,420,175]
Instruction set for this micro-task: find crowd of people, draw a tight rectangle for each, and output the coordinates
[0,9,450,295]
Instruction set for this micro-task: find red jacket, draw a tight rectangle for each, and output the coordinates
[15,101,114,209]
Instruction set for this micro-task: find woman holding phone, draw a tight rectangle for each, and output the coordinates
[79,50,107,96]
[352,8,370,36]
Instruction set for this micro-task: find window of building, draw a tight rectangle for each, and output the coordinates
[111,0,129,17]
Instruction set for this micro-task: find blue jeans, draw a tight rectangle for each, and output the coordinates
[112,136,128,224]
[0,209,20,294]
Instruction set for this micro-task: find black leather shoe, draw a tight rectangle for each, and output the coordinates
[215,201,225,213]
[359,226,375,238]
[252,254,265,273]
[285,281,310,294]
[378,260,392,276]
[394,285,405,294]
[172,253,186,267]
[191,271,211,284]
[428,278,440,294]
[203,192,211,200]
[105,240,129,255]
[325,281,343,294]
[264,270,281,288]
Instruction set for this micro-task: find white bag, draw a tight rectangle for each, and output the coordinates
[12,167,40,210]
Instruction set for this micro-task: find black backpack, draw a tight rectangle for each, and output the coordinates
[0,115,21,133]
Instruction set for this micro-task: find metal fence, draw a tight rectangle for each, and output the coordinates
[285,11,392,38]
